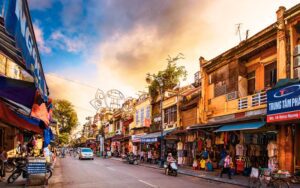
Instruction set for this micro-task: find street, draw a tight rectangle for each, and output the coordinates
[49,156,242,188]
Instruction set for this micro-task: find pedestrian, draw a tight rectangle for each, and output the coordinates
[220,154,232,179]
[140,150,145,162]
[0,148,8,181]
[147,150,152,163]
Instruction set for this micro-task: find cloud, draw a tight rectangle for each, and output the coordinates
[88,0,212,91]
[28,0,53,10]
[44,0,300,125]
[50,31,86,53]
[46,73,97,126]
[33,23,51,54]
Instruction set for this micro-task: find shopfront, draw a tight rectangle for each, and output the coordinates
[214,121,278,174]
[267,81,300,173]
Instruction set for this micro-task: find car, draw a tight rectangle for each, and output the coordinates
[79,148,94,160]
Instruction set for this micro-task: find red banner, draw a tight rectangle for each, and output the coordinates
[267,110,300,123]
[31,91,49,126]
[0,101,43,134]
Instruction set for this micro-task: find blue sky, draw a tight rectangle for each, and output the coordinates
[28,0,300,128]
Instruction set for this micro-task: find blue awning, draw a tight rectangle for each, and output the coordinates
[214,122,265,132]
[140,129,175,143]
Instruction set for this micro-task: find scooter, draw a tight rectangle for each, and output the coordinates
[7,159,28,184]
[7,159,53,184]
[127,153,140,165]
[164,161,178,176]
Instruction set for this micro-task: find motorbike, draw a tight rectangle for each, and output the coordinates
[7,159,53,184]
[7,158,28,184]
[127,153,140,165]
[164,161,178,176]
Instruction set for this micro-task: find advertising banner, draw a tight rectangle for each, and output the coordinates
[267,83,300,122]
[3,0,48,100]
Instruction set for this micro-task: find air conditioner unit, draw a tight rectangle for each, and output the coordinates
[294,56,300,68]
[115,130,121,135]
[294,67,300,79]
[294,45,300,56]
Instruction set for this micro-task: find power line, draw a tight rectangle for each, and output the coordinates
[46,73,98,89]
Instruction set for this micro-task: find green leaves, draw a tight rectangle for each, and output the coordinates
[147,54,187,99]
[52,99,78,135]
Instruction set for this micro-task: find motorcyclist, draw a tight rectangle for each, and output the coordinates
[167,153,176,164]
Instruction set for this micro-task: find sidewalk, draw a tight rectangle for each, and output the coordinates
[0,158,59,188]
[110,157,248,187]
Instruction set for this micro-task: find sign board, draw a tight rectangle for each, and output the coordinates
[141,137,157,143]
[267,83,300,122]
[3,0,48,100]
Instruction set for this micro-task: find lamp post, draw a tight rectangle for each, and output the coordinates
[146,74,165,168]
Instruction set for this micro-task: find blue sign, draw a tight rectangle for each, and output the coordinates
[2,0,48,100]
[267,83,300,115]
[141,137,158,143]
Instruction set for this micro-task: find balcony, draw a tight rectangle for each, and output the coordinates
[208,91,267,118]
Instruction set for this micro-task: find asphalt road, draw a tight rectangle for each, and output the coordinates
[49,156,242,188]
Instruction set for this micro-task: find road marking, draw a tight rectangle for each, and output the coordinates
[138,180,157,188]
[106,167,116,171]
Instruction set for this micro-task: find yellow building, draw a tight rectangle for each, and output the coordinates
[195,4,300,173]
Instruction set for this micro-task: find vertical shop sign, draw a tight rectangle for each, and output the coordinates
[3,0,48,100]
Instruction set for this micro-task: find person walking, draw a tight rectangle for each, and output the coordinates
[0,148,8,181]
[140,150,145,162]
[220,154,232,179]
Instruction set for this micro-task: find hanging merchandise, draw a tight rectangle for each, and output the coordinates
[200,158,206,169]
[235,143,244,156]
[267,141,278,158]
[206,137,212,148]
[230,133,238,145]
[224,132,228,146]
[197,139,203,152]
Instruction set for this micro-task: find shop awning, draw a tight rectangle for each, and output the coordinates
[140,129,175,143]
[0,76,36,108]
[214,121,265,132]
[0,100,43,134]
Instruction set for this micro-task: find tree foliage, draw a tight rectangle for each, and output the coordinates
[147,54,187,100]
[52,99,78,134]
[58,132,69,145]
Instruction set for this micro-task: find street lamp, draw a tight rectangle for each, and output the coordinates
[146,74,165,168]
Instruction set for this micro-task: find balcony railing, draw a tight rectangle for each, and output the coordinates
[252,91,267,106]
[209,91,267,118]
[238,91,266,110]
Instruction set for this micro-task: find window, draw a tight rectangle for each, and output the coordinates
[140,108,144,126]
[247,71,255,95]
[0,53,34,82]
[146,105,150,119]
[0,54,6,75]
[164,105,177,124]
[264,62,277,89]
[135,110,139,124]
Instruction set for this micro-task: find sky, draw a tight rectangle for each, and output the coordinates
[28,0,300,130]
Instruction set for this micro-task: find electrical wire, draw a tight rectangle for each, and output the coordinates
[46,73,98,89]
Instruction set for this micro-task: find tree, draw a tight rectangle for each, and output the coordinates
[147,53,187,99]
[58,133,69,145]
[52,99,78,134]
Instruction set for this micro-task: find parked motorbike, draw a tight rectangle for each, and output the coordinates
[7,159,53,184]
[164,161,178,176]
[127,153,140,165]
[7,158,27,184]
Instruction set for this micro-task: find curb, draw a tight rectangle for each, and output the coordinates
[110,158,249,187]
[110,158,248,187]
[139,163,248,187]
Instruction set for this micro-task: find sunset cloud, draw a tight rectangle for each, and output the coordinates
[31,0,300,125]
